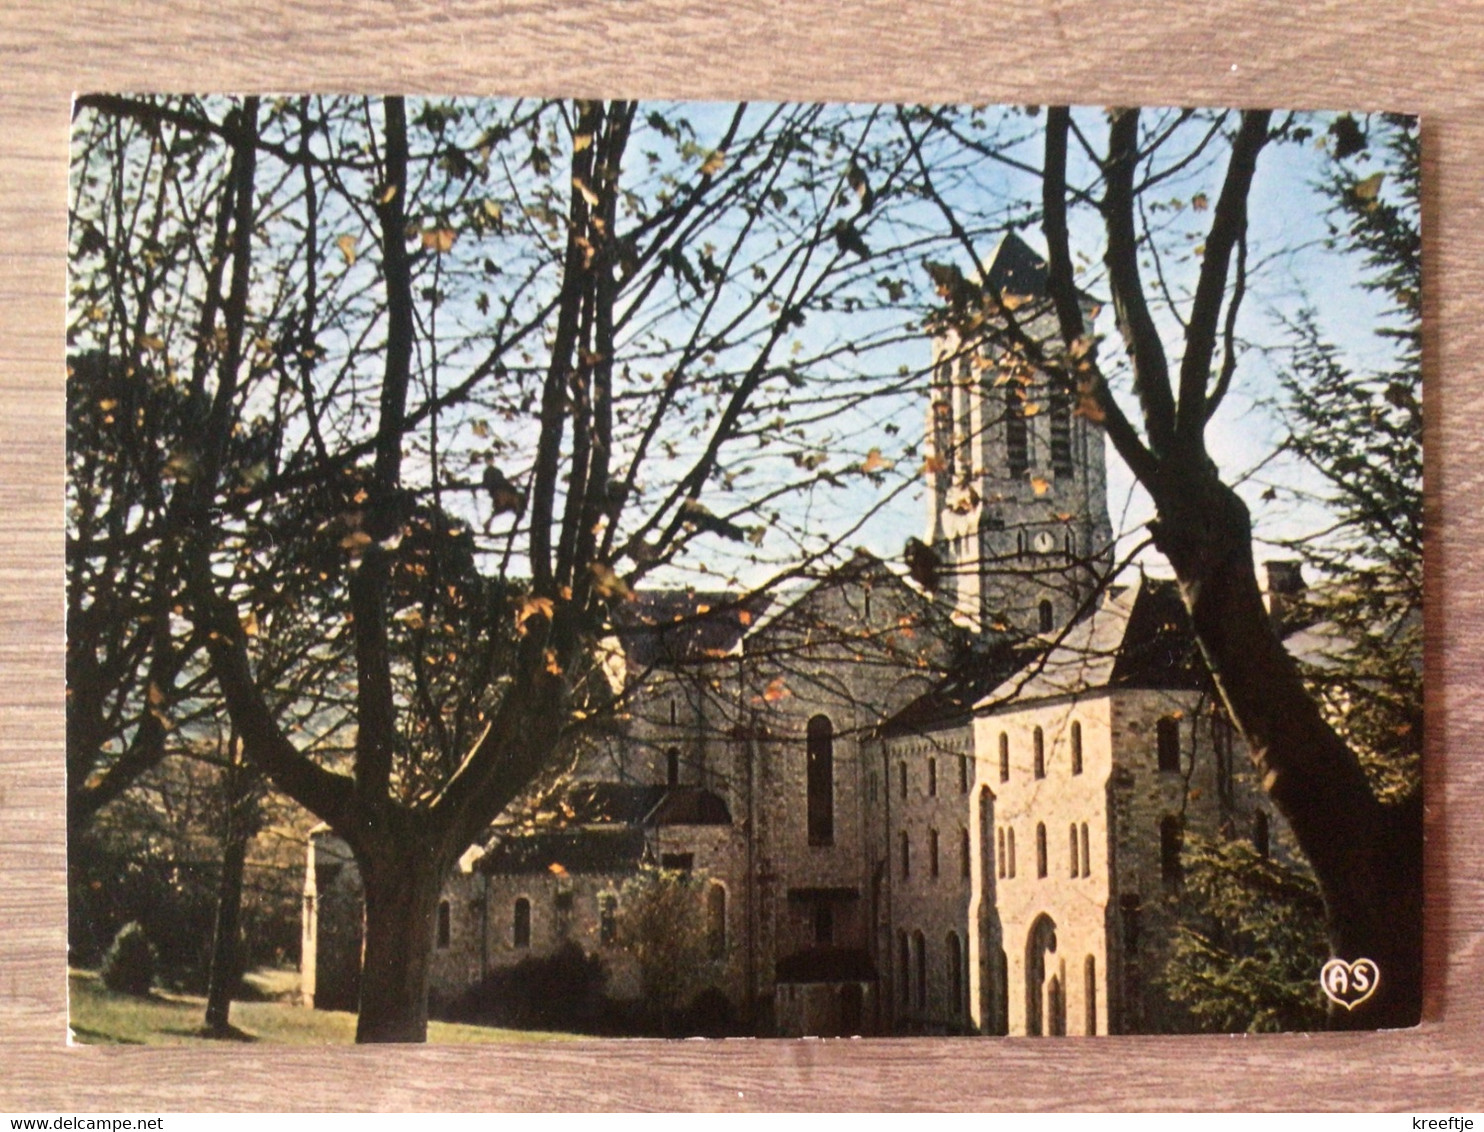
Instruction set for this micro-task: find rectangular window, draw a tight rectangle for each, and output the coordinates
[929,828,940,878]
[960,754,970,793]
[899,761,908,799]
[928,758,937,797]
[1005,386,1029,478]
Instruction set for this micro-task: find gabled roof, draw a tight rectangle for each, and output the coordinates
[876,640,1036,738]
[645,785,732,827]
[974,573,1207,712]
[614,589,772,669]
[562,782,669,825]
[476,827,647,876]
[981,230,1049,299]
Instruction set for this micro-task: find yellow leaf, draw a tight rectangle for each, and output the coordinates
[471,419,490,439]
[422,227,457,253]
[1352,172,1385,202]
[1191,192,1209,211]
[163,451,197,482]
[140,334,165,352]
[377,184,398,204]
[699,150,726,176]
[340,530,372,550]
[482,199,503,221]
[572,133,593,153]
[737,609,752,626]
[762,676,788,703]
[572,176,600,208]
[1030,476,1051,495]
[240,610,260,637]
[393,607,426,630]
[147,682,166,706]
[98,399,117,412]
[515,595,555,635]
[588,561,633,601]
[1022,402,1041,417]
[335,234,357,266]
[861,448,893,474]
[544,648,563,675]
[548,862,568,876]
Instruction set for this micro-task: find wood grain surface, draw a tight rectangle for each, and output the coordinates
[2,0,1480,1112]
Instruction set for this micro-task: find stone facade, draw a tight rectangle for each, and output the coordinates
[301,233,1297,1036]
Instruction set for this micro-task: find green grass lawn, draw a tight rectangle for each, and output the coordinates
[69,969,577,1045]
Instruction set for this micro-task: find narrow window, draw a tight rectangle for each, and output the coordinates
[997,827,1006,879]
[1161,815,1184,884]
[1253,810,1271,858]
[1033,726,1045,779]
[1065,530,1076,560]
[960,754,970,793]
[666,747,680,787]
[961,827,972,879]
[900,830,910,879]
[807,714,834,846]
[998,732,1010,783]
[436,900,451,949]
[1006,385,1028,478]
[1081,822,1091,878]
[899,930,911,1006]
[1038,599,1054,634]
[914,930,927,1010]
[1069,823,1080,877]
[601,893,618,946]
[929,828,940,878]
[668,697,677,726]
[947,931,963,1018]
[928,757,937,797]
[1007,827,1017,878]
[1085,956,1097,1036]
[868,771,878,804]
[1070,720,1083,775]
[1050,390,1073,479]
[1036,822,1048,878]
[513,897,531,948]
[899,760,908,799]
[1157,715,1181,773]
[813,900,834,947]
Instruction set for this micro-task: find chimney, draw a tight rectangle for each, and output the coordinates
[1263,560,1305,631]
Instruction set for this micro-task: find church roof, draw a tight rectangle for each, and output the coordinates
[645,785,733,826]
[981,230,1049,299]
[974,573,1208,711]
[475,827,648,876]
[876,641,1036,738]
[614,589,772,668]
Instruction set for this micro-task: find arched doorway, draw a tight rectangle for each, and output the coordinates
[1025,913,1058,1036]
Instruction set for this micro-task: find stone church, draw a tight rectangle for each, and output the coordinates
[301,232,1294,1036]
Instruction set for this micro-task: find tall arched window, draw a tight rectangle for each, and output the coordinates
[961,827,971,879]
[929,828,940,878]
[1035,822,1048,878]
[706,883,726,958]
[899,760,908,799]
[947,931,963,1018]
[928,757,938,797]
[1069,823,1080,877]
[998,732,1010,782]
[1080,822,1091,878]
[1085,956,1098,1035]
[1033,726,1046,779]
[1157,715,1181,772]
[436,900,451,949]
[806,715,834,846]
[997,827,1006,879]
[960,753,970,793]
[913,930,928,1011]
[1038,599,1054,634]
[1005,385,1029,477]
[1070,720,1083,775]
[1253,810,1271,858]
[513,897,531,948]
[900,830,910,879]
[1161,815,1184,884]
[666,747,680,788]
[1007,827,1017,878]
[898,930,911,1007]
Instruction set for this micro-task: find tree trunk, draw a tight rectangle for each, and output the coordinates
[204,745,255,1035]
[1149,466,1422,1028]
[354,843,447,1043]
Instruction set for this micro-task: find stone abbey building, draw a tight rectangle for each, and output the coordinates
[302,233,1294,1036]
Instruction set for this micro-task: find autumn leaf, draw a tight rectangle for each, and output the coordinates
[340,530,372,551]
[240,610,260,638]
[1351,172,1385,203]
[1030,476,1051,496]
[572,176,600,208]
[393,606,426,630]
[422,227,457,253]
[140,334,165,352]
[762,676,788,703]
[588,561,633,601]
[1022,402,1041,417]
[548,862,568,876]
[922,454,948,476]
[572,133,593,153]
[544,648,563,676]
[699,150,726,176]
[376,184,398,204]
[737,609,752,626]
[1190,192,1209,211]
[861,448,893,474]
[335,234,357,266]
[147,682,166,706]
[515,595,555,635]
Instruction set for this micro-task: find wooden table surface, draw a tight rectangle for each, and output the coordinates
[1,0,1480,1111]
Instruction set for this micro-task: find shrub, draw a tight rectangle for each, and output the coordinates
[443,942,607,1032]
[100,921,156,996]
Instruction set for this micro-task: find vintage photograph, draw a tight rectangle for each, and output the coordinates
[65,97,1421,1043]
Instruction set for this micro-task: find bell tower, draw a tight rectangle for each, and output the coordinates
[924,231,1113,639]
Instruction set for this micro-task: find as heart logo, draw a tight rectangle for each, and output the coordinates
[1320,957,1380,1011]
